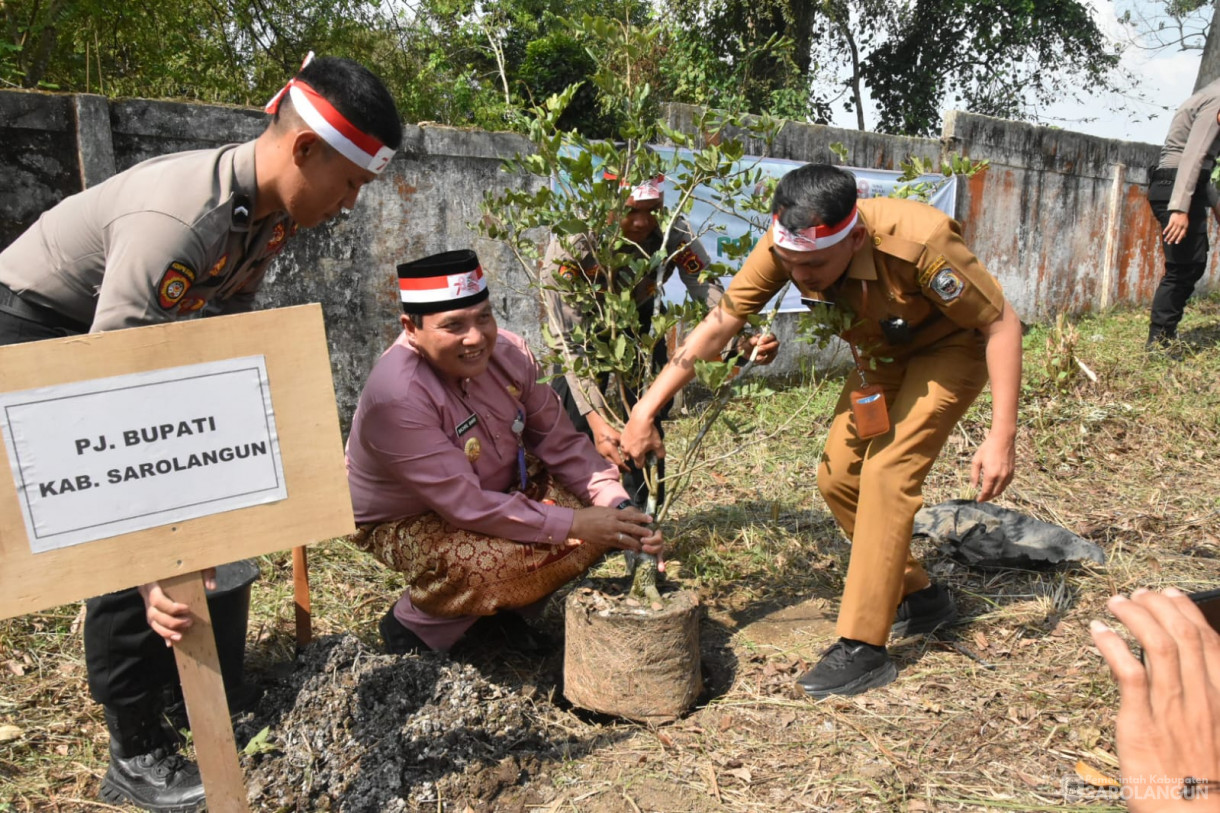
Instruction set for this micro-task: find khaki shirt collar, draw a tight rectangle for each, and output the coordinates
[844,207,878,282]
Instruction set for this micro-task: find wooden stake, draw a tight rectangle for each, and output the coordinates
[160,571,250,813]
[292,545,312,646]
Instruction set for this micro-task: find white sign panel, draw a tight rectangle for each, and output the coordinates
[0,356,287,552]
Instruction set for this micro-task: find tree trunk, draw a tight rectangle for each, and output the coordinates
[1195,1,1220,91]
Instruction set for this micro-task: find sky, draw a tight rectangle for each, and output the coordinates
[825,0,1209,146]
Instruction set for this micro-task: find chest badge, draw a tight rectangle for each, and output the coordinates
[506,384,520,398]
[464,437,481,463]
[208,254,229,278]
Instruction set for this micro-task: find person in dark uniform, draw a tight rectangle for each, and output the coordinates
[1146,78,1220,348]
[621,163,1022,698]
[0,55,402,812]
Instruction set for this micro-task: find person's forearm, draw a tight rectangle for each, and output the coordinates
[983,301,1022,435]
[634,307,746,422]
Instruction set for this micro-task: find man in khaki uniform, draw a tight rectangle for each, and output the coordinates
[0,56,402,811]
[621,163,1022,698]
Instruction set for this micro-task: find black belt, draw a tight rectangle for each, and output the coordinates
[1150,166,1211,183]
[0,282,90,332]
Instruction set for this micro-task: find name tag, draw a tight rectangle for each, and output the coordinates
[455,413,479,437]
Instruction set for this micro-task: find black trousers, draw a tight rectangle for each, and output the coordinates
[1147,170,1212,342]
[0,294,185,712]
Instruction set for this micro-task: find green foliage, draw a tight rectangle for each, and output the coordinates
[1,0,1123,138]
[891,153,990,202]
[1042,312,1081,394]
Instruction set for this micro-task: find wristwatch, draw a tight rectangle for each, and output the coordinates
[615,499,635,510]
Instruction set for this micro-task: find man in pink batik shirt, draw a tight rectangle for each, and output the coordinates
[346,249,662,653]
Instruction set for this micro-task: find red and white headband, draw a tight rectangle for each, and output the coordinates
[265,52,396,175]
[604,170,665,202]
[397,250,489,314]
[771,207,859,252]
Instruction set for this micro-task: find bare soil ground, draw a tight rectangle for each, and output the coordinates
[3,300,1220,811]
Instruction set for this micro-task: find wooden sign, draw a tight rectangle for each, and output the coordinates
[0,304,355,619]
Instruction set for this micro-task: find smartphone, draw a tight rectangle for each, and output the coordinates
[1189,587,1220,633]
[1139,589,1220,664]
[799,296,836,310]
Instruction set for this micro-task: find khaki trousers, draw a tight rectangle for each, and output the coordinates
[818,333,988,646]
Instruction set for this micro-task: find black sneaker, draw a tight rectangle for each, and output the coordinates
[797,638,897,698]
[891,584,958,639]
[379,607,430,655]
[98,746,205,813]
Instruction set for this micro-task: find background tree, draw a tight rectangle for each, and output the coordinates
[2,0,1126,139]
[659,0,1122,136]
[1115,0,1220,90]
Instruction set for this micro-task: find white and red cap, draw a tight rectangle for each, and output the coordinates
[603,168,665,202]
[265,52,396,175]
[397,250,489,314]
[771,207,859,252]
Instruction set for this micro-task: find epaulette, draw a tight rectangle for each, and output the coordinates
[871,232,925,265]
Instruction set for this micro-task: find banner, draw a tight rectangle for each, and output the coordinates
[556,147,958,311]
[649,149,958,310]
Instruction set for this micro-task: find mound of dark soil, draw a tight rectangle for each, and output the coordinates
[242,634,575,812]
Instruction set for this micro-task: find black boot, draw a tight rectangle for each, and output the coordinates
[98,706,205,813]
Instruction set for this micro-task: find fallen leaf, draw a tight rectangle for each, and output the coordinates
[718,715,734,732]
[656,731,674,748]
[973,631,990,650]
[1015,770,1044,787]
[6,661,24,677]
[0,725,23,742]
[1075,760,1119,787]
[724,767,752,783]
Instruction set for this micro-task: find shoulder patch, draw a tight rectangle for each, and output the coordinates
[917,256,948,288]
[929,267,965,302]
[672,245,706,274]
[157,262,196,310]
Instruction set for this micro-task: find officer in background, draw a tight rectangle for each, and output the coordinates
[621,163,1022,699]
[0,55,402,811]
[542,168,777,505]
[1147,78,1220,349]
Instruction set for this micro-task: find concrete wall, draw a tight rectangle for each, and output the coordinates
[1,90,1205,425]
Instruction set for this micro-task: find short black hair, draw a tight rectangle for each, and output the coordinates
[278,56,402,150]
[771,164,857,231]
[403,310,427,328]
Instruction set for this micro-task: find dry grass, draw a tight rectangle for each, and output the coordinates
[3,297,1220,811]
